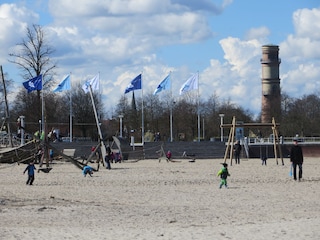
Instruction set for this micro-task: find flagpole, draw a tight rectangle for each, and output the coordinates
[98,72,101,120]
[41,75,45,139]
[0,65,13,147]
[197,71,200,142]
[69,73,72,142]
[169,71,173,142]
[141,72,144,144]
[88,84,107,167]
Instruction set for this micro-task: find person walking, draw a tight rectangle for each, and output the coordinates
[217,163,230,189]
[234,140,242,164]
[105,145,112,170]
[290,138,304,181]
[23,161,36,185]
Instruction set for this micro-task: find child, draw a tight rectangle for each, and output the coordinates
[36,145,43,164]
[166,150,172,162]
[23,161,36,185]
[83,165,94,177]
[261,156,267,165]
[217,163,230,189]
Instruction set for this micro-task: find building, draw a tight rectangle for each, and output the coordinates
[260,45,281,123]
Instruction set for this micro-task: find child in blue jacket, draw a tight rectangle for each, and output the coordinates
[23,161,36,185]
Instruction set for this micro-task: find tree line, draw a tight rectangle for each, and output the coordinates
[4,85,320,142]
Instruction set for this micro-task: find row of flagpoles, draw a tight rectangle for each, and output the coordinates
[22,71,201,143]
[22,73,100,143]
[124,72,200,143]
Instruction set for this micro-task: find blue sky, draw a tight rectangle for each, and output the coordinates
[1,0,320,119]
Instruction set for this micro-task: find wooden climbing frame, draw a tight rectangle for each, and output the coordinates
[221,116,284,165]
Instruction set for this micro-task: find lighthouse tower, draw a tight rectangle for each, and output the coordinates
[260,45,281,123]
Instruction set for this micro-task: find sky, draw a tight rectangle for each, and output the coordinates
[0,0,320,119]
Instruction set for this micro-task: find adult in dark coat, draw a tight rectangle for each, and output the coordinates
[234,140,242,164]
[290,139,304,181]
[105,145,112,170]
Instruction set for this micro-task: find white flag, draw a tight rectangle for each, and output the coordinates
[82,74,100,93]
[179,73,198,95]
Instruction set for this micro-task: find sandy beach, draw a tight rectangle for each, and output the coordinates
[0,157,319,240]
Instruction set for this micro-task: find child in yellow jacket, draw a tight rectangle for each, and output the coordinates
[217,163,230,189]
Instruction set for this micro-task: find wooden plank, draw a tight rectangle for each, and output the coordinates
[221,123,280,128]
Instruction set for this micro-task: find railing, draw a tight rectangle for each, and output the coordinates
[61,137,92,142]
[246,136,320,145]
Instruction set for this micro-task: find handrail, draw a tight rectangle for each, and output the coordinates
[246,136,320,145]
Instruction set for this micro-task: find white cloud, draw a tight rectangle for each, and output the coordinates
[43,0,216,86]
[293,7,320,40]
[49,0,170,17]
[281,63,320,96]
[219,37,261,77]
[281,7,320,60]
[281,34,320,61]
[278,6,320,102]
[201,55,262,116]
[245,27,270,41]
[0,3,38,62]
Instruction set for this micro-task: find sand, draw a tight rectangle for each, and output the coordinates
[0,157,319,240]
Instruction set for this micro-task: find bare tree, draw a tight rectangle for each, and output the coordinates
[9,24,56,81]
[8,24,57,132]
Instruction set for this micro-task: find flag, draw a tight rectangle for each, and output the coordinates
[179,73,198,95]
[22,75,42,93]
[53,75,71,92]
[153,74,170,95]
[125,74,142,94]
[82,74,100,93]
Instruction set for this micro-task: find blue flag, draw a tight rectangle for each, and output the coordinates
[53,75,71,92]
[153,74,170,95]
[23,75,42,93]
[125,74,142,94]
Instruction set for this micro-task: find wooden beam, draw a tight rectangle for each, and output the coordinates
[221,122,280,128]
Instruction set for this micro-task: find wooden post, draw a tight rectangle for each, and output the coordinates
[272,118,283,165]
[223,116,236,165]
[229,117,236,165]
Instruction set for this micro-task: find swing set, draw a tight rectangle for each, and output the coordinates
[221,116,284,166]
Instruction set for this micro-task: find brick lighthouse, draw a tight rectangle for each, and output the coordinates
[260,45,281,123]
